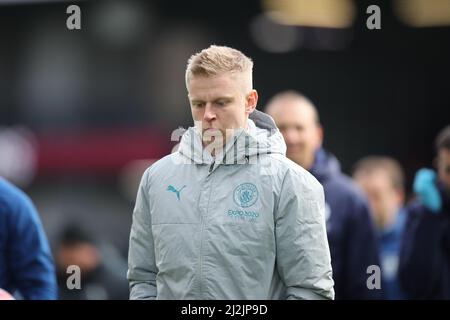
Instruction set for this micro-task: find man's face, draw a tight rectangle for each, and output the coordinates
[267,100,322,170]
[437,148,450,192]
[354,170,403,229]
[56,243,100,274]
[187,73,257,150]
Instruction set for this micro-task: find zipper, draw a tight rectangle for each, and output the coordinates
[200,157,215,297]
[208,160,215,174]
[199,214,205,297]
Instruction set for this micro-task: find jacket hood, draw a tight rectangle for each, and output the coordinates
[310,148,342,183]
[178,110,286,165]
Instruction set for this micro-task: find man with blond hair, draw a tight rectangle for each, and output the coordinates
[127,45,334,300]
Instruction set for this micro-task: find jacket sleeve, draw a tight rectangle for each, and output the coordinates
[127,169,158,300]
[275,169,335,300]
[8,193,57,300]
[398,204,447,299]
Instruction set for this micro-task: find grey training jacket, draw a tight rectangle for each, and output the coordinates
[127,110,334,300]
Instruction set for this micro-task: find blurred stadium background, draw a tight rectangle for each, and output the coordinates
[1,0,450,296]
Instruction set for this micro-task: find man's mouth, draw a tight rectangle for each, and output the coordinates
[203,128,221,135]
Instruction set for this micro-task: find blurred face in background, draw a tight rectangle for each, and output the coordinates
[437,148,450,193]
[354,169,404,230]
[187,72,257,151]
[267,98,323,170]
[56,243,100,275]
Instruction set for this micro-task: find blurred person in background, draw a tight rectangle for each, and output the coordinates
[128,45,334,300]
[353,156,408,299]
[266,91,382,300]
[0,177,57,300]
[55,224,129,300]
[399,125,450,299]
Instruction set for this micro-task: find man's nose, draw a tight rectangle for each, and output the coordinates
[203,103,216,122]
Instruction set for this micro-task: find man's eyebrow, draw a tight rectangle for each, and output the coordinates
[190,96,234,102]
[214,96,234,101]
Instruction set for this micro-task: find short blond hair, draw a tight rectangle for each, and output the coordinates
[185,45,253,91]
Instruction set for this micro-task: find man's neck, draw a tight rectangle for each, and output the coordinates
[292,154,315,171]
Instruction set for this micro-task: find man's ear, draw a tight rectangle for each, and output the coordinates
[246,90,258,114]
[317,125,324,146]
[396,189,405,206]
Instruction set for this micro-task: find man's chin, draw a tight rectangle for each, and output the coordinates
[287,152,303,160]
[202,130,225,142]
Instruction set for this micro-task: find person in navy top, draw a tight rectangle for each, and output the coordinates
[399,125,450,299]
[266,90,382,299]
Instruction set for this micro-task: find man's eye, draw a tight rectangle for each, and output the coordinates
[193,102,204,108]
[216,100,227,106]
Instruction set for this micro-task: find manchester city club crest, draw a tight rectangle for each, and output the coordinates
[233,183,259,208]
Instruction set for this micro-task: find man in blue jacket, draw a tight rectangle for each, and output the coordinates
[0,177,57,299]
[399,125,450,299]
[266,91,382,299]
